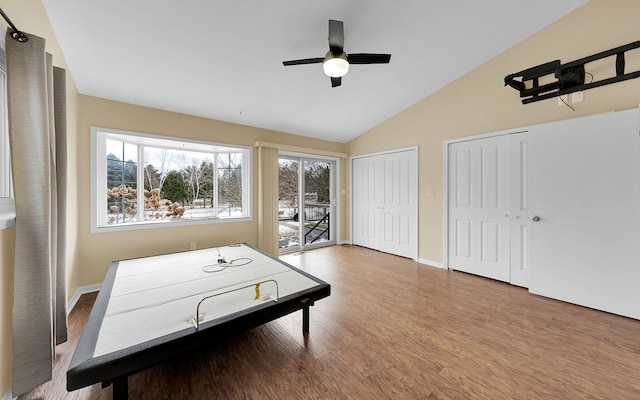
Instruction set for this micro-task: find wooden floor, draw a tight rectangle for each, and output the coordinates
[20,245,640,399]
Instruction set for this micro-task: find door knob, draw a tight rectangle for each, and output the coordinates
[532,216,541,222]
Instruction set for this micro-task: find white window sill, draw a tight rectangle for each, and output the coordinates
[91,215,253,233]
[0,198,16,230]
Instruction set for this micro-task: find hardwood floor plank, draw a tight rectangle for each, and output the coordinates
[18,245,640,399]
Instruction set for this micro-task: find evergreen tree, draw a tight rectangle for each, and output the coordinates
[123,159,137,189]
[106,153,138,190]
[106,153,123,189]
[162,170,189,203]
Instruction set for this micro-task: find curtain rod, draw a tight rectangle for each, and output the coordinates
[0,7,28,42]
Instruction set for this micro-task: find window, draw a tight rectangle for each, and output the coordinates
[0,37,15,230]
[91,127,251,232]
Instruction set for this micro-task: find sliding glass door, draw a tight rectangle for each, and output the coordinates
[278,155,336,254]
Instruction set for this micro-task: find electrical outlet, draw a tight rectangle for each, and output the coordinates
[572,91,584,103]
[190,242,197,250]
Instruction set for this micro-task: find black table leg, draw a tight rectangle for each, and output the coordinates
[112,376,129,400]
[302,304,310,334]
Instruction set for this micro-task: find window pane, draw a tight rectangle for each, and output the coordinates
[304,160,331,245]
[278,158,299,248]
[106,139,139,224]
[95,128,250,230]
[217,153,243,217]
[183,155,214,219]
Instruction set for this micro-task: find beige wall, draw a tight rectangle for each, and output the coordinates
[347,0,640,265]
[75,95,347,288]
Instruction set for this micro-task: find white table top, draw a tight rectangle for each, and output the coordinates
[94,244,318,357]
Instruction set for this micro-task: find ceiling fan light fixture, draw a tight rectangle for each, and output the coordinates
[282,20,391,87]
[323,52,349,78]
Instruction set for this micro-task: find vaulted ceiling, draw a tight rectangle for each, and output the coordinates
[41,0,587,143]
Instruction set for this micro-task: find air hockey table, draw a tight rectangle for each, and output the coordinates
[67,243,330,400]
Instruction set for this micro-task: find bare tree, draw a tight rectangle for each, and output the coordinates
[144,148,174,193]
[279,159,298,202]
[144,163,161,190]
[185,158,209,206]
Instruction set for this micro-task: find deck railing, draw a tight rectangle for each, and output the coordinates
[279,202,330,247]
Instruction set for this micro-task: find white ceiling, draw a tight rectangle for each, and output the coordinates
[41,0,587,143]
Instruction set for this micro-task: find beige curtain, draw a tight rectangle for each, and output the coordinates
[256,144,279,256]
[53,65,67,345]
[6,29,67,396]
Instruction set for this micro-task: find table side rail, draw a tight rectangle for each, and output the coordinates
[66,284,329,391]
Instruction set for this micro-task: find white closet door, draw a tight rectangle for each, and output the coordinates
[529,110,640,319]
[448,136,511,282]
[509,133,529,287]
[352,156,380,250]
[352,149,417,259]
[378,151,417,258]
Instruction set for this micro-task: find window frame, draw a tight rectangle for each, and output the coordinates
[90,126,252,233]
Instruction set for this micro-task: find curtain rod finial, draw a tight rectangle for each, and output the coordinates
[0,8,28,42]
[10,29,28,43]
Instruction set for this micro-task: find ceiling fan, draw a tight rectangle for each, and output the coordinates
[282,19,391,87]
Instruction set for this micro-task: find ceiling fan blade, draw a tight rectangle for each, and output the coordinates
[331,77,342,87]
[282,57,324,66]
[328,19,344,54]
[347,53,391,64]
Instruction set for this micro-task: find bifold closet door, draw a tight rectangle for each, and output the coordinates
[352,149,417,259]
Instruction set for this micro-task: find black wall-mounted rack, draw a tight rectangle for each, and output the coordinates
[504,41,640,104]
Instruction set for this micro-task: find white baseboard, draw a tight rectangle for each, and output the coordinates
[67,283,102,314]
[1,387,15,400]
[417,258,445,269]
[337,240,351,245]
